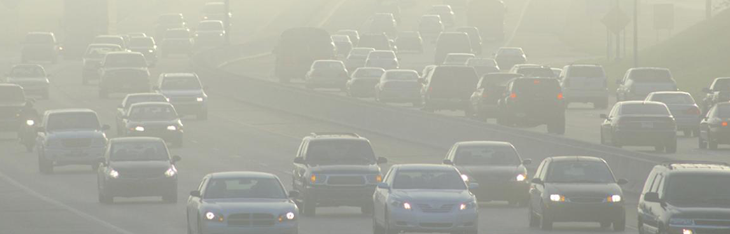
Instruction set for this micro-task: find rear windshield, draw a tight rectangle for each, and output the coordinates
[359,35,389,49]
[104,54,147,67]
[712,79,730,91]
[125,95,168,108]
[331,35,350,42]
[467,59,496,67]
[110,141,168,161]
[454,145,520,166]
[161,77,202,90]
[85,46,121,58]
[129,104,178,121]
[25,34,53,44]
[0,87,25,102]
[352,68,384,78]
[94,37,123,45]
[621,104,670,115]
[512,79,561,94]
[203,4,225,14]
[384,71,418,81]
[103,69,148,79]
[568,66,605,78]
[438,34,470,45]
[445,55,474,64]
[305,140,376,165]
[420,17,442,27]
[546,161,615,183]
[650,93,695,105]
[517,67,555,77]
[313,61,344,70]
[349,48,373,57]
[47,112,100,131]
[129,38,154,47]
[629,69,672,82]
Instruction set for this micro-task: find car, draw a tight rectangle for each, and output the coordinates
[97,137,181,203]
[0,84,35,134]
[335,29,360,46]
[365,50,399,70]
[443,141,531,206]
[616,67,678,101]
[274,27,335,83]
[455,26,482,55]
[469,72,522,120]
[346,67,385,97]
[116,93,169,133]
[345,47,376,71]
[394,31,423,54]
[98,68,150,98]
[359,33,395,51]
[466,58,500,77]
[154,73,208,120]
[292,132,387,216]
[600,101,677,153]
[200,2,232,22]
[194,20,226,48]
[374,69,422,105]
[127,37,158,66]
[494,47,527,71]
[93,35,127,50]
[82,44,124,84]
[155,13,187,39]
[369,13,398,37]
[376,2,402,23]
[331,35,353,58]
[558,64,609,109]
[418,15,445,42]
[36,109,110,174]
[646,91,702,136]
[372,164,479,234]
[304,60,349,90]
[120,102,184,147]
[442,53,475,66]
[434,32,472,65]
[20,32,60,63]
[497,78,566,134]
[97,51,150,90]
[637,162,730,234]
[698,102,730,149]
[429,5,455,27]
[161,28,194,57]
[508,64,555,78]
[528,156,627,231]
[551,68,562,77]
[421,66,479,114]
[187,172,299,234]
[700,77,730,114]
[4,64,50,99]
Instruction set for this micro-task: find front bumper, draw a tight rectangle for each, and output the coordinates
[305,185,375,207]
[202,221,297,234]
[544,202,624,222]
[614,129,675,146]
[388,208,478,233]
[43,147,105,166]
[105,177,176,197]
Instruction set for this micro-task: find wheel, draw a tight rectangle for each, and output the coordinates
[709,138,719,150]
[540,210,553,230]
[528,204,539,228]
[699,135,708,149]
[197,111,208,120]
[613,213,626,231]
[665,140,677,153]
[361,203,374,214]
[302,197,316,217]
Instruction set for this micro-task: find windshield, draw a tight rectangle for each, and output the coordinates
[10,66,44,78]
[104,54,147,67]
[198,22,223,31]
[124,95,167,108]
[650,93,695,105]
[0,87,25,102]
[368,52,395,59]
[621,104,670,115]
[712,79,730,91]
[110,141,169,161]
[128,105,178,121]
[383,71,418,81]
[518,67,555,77]
[393,170,466,190]
[569,66,605,78]
[161,77,202,90]
[546,161,615,183]
[630,69,672,82]
[46,112,100,131]
[102,69,148,79]
[25,34,53,44]
[666,174,730,207]
[305,140,376,165]
[85,46,121,58]
[204,177,286,199]
[129,38,154,47]
[454,146,520,166]
[353,68,384,79]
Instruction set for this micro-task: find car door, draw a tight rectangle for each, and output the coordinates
[374,167,395,226]
[602,104,619,143]
[644,174,664,232]
[638,170,659,232]
[700,106,716,141]
[187,177,208,231]
[292,139,309,191]
[529,159,548,214]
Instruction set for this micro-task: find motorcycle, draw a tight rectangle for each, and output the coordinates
[18,102,39,153]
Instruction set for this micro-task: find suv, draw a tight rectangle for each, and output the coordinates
[559,64,609,109]
[497,78,566,134]
[701,77,730,115]
[616,67,678,101]
[154,73,208,120]
[292,132,388,216]
[638,162,730,234]
[21,32,60,63]
[421,65,479,114]
[36,109,110,174]
[494,47,527,71]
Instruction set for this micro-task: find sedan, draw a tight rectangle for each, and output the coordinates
[443,141,531,206]
[186,172,299,234]
[4,64,50,99]
[116,93,169,133]
[304,60,349,90]
[373,164,478,234]
[346,67,385,97]
[374,69,422,106]
[97,137,181,203]
[345,47,376,72]
[600,101,677,153]
[121,102,184,147]
[646,91,701,136]
[699,102,730,150]
[528,156,627,231]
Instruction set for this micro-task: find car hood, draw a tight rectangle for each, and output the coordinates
[309,164,380,174]
[391,189,473,203]
[203,198,297,214]
[46,129,106,139]
[159,89,205,97]
[109,161,171,171]
[668,205,730,219]
[546,183,623,197]
[457,165,525,181]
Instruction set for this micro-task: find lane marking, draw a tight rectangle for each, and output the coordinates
[0,170,135,234]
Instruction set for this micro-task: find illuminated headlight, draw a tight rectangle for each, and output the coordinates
[148,49,154,53]
[109,169,119,179]
[204,212,224,222]
[219,33,224,37]
[278,212,296,222]
[549,194,565,202]
[167,125,178,131]
[165,97,170,102]
[26,119,35,126]
[607,195,622,203]
[367,174,383,183]
[391,200,411,210]
[516,174,527,182]
[134,126,145,132]
[403,202,412,210]
[460,201,476,210]
[194,33,200,37]
[309,174,325,184]
[460,174,469,182]
[164,166,177,177]
[196,97,204,102]
[683,229,694,234]
[669,218,694,226]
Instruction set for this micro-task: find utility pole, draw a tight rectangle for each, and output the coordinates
[633,0,639,67]
[224,0,231,45]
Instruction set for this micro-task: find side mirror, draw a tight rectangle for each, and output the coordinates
[377,157,388,164]
[617,178,628,185]
[172,155,182,163]
[293,157,305,164]
[531,178,543,185]
[190,190,201,198]
[703,87,712,93]
[600,114,608,119]
[288,190,300,198]
[468,182,479,190]
[442,159,453,165]
[101,125,111,131]
[522,159,532,165]
[377,182,389,189]
[643,192,660,203]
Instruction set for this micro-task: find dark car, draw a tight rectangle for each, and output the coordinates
[155,13,186,39]
[127,37,158,66]
[698,102,730,150]
[5,64,50,99]
[369,13,398,38]
[0,84,34,133]
[646,91,701,137]
[331,35,353,58]
[120,102,184,147]
[455,26,482,55]
[701,77,730,114]
[155,73,208,120]
[600,101,677,153]
[469,72,522,120]
[116,93,169,134]
[616,67,678,101]
[358,33,394,51]
[421,66,479,114]
[292,132,387,216]
[304,60,349,90]
[434,32,472,65]
[494,47,527,71]
[497,78,566,134]
[394,31,423,54]
[97,137,181,203]
[161,28,194,57]
[98,68,150,99]
[418,15,444,42]
[374,69,422,105]
[637,162,730,234]
[443,141,531,206]
[529,156,627,231]
[21,32,60,64]
[346,67,385,97]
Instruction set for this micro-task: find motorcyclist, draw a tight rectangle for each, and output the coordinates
[18,100,39,152]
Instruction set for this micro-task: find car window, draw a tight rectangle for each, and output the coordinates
[104,54,147,67]
[353,69,385,78]
[47,112,100,131]
[86,46,121,58]
[161,77,202,90]
[497,48,523,56]
[313,62,344,70]
[10,66,44,78]
[453,145,520,166]
[368,52,395,59]
[642,170,659,194]
[393,170,466,190]
[711,79,730,90]
[103,69,148,79]
[467,59,496,67]
[629,69,672,82]
[621,104,670,116]
[650,93,695,105]
[568,66,605,78]
[383,71,418,81]
[128,105,178,121]
[546,161,615,183]
[305,140,376,165]
[204,178,286,199]
[110,141,168,161]
[665,174,730,207]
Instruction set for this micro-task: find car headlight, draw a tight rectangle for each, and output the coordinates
[460,174,469,182]
[549,194,566,202]
[366,174,383,183]
[194,33,200,37]
[607,195,622,203]
[196,97,204,102]
[109,169,119,179]
[26,119,35,126]
[391,200,412,210]
[460,201,476,210]
[278,211,296,222]
[148,49,155,53]
[167,125,177,131]
[204,212,224,222]
[164,166,177,177]
[219,33,224,37]
[516,173,527,182]
[669,218,694,226]
[134,126,145,132]
[309,174,325,184]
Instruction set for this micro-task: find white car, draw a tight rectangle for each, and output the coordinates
[373,164,479,234]
[187,172,299,234]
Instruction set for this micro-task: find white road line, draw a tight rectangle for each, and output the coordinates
[0,170,136,234]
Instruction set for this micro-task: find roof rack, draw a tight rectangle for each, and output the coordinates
[310,132,361,138]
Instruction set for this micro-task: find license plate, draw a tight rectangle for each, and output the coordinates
[641,122,654,128]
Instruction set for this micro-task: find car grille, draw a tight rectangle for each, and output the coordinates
[419,222,452,228]
[327,176,366,185]
[62,138,92,148]
[227,213,275,227]
[695,219,730,227]
[117,168,165,179]
[418,204,454,213]
[567,197,604,203]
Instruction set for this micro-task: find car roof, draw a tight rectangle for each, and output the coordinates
[454,141,514,147]
[355,67,385,71]
[0,83,22,88]
[106,51,144,56]
[549,156,606,163]
[446,53,475,56]
[314,59,343,63]
[394,164,457,171]
[385,69,417,73]
[661,162,730,174]
[96,35,123,39]
[126,93,165,98]
[649,91,691,96]
[628,67,670,71]
[110,137,165,144]
[129,102,174,108]
[208,171,279,179]
[199,20,223,24]
[45,108,96,115]
[307,132,365,140]
[88,43,122,48]
[162,73,197,78]
[619,100,666,106]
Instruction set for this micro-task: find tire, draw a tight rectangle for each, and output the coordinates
[302,197,316,217]
[699,135,708,149]
[613,213,626,232]
[197,111,208,121]
[361,203,374,214]
[528,204,539,228]
[665,139,677,153]
[540,210,553,230]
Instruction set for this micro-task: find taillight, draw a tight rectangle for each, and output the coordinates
[510,93,517,99]
[686,106,701,115]
[557,93,564,100]
[723,121,728,127]
[533,80,541,84]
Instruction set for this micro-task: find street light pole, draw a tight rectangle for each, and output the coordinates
[633,0,639,67]
[224,0,231,45]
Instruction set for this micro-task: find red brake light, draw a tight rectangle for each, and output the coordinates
[510,93,517,99]
[557,93,564,100]
[533,80,541,84]
[428,86,433,93]
[723,121,728,127]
